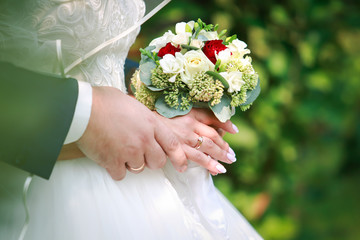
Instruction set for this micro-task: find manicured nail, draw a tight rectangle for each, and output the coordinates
[216,164,227,173]
[228,147,236,156]
[232,124,239,133]
[227,153,237,162]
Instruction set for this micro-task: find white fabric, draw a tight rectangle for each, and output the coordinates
[0,0,263,239]
[64,81,92,144]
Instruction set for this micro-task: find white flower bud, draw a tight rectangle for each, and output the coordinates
[220,71,245,93]
[228,39,250,58]
[159,53,184,82]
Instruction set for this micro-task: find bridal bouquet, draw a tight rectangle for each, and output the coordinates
[131,19,260,122]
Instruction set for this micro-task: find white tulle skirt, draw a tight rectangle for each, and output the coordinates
[0,158,262,240]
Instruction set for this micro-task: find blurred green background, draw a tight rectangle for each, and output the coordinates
[130,0,360,239]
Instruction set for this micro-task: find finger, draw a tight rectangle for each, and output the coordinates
[216,128,226,137]
[154,121,187,172]
[125,149,146,174]
[144,141,167,170]
[189,133,203,148]
[192,109,238,134]
[197,136,236,164]
[105,161,127,181]
[126,163,146,174]
[184,145,227,174]
[194,122,230,152]
[126,161,146,174]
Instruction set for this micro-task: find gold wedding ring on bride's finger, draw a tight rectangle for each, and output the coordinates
[194,136,204,150]
[126,162,146,173]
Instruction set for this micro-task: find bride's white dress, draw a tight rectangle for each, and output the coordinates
[0,0,262,239]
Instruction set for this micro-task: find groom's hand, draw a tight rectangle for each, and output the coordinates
[76,86,187,180]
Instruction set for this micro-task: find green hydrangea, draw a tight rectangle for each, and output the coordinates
[151,66,173,89]
[242,72,259,89]
[226,56,254,74]
[131,70,161,110]
[180,94,192,111]
[164,88,180,108]
[240,103,252,111]
[230,89,247,107]
[189,72,224,106]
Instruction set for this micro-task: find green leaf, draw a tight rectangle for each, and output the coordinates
[225,34,237,44]
[209,94,234,123]
[205,71,229,89]
[139,61,156,86]
[155,94,193,118]
[241,78,261,106]
[140,46,156,65]
[214,59,222,71]
[193,27,202,39]
[218,29,227,38]
[180,44,200,51]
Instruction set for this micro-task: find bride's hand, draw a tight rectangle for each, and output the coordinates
[154,108,238,175]
[74,86,187,180]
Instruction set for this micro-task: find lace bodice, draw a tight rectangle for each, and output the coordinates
[0,0,145,92]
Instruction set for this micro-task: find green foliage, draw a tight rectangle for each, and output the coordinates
[133,0,360,239]
[139,61,156,86]
[241,79,261,106]
[155,94,193,118]
[206,70,229,89]
[209,94,233,123]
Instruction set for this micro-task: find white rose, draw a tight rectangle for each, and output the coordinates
[159,53,184,82]
[198,30,219,41]
[220,71,245,93]
[149,30,175,52]
[180,50,214,85]
[228,39,250,58]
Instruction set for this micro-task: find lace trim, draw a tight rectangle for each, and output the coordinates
[64,0,170,74]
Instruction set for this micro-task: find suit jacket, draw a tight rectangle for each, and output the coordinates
[0,61,78,179]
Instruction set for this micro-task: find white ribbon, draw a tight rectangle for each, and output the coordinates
[18,174,34,240]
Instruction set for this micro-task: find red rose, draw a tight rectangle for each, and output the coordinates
[202,40,228,64]
[157,42,181,58]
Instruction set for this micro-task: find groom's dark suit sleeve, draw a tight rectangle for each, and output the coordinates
[0,61,78,179]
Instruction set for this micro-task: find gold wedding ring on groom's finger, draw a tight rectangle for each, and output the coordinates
[194,136,204,150]
[126,162,146,173]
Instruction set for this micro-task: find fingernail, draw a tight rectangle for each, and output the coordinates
[227,153,237,162]
[216,164,227,173]
[232,124,239,133]
[228,147,236,156]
